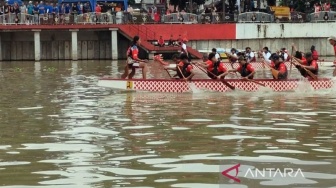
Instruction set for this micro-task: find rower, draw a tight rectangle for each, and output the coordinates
[245,47,256,62]
[269,54,288,80]
[176,53,195,80]
[310,45,319,61]
[279,48,290,61]
[164,53,181,78]
[294,52,319,79]
[226,48,238,64]
[327,36,336,76]
[259,47,272,64]
[212,48,221,61]
[121,36,148,79]
[180,38,191,62]
[197,52,228,79]
[228,56,256,79]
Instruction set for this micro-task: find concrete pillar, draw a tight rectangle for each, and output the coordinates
[109,28,118,60]
[33,30,41,61]
[70,29,78,61]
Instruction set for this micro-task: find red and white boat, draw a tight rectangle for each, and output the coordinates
[98,78,335,93]
[223,61,335,70]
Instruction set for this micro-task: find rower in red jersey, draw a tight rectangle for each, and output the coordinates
[176,53,195,80]
[310,45,319,61]
[228,56,256,79]
[197,53,228,79]
[295,52,319,78]
[269,54,288,80]
[327,36,336,76]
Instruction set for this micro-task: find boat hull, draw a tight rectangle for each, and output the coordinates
[98,78,335,93]
[224,61,335,69]
[167,61,335,70]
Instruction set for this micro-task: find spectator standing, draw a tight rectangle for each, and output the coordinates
[27,1,34,24]
[38,1,45,15]
[127,4,133,14]
[20,2,27,24]
[33,2,39,24]
[65,3,71,15]
[314,3,321,17]
[151,5,157,20]
[324,1,331,11]
[95,4,101,14]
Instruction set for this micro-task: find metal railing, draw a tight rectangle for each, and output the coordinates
[308,11,336,22]
[0,12,116,25]
[238,12,274,23]
[1,11,336,25]
[162,13,198,24]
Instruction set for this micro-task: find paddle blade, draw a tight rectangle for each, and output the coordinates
[271,69,279,79]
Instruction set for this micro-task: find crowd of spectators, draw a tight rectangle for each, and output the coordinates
[0,0,335,24]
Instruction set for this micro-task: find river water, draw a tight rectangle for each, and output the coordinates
[0,60,335,188]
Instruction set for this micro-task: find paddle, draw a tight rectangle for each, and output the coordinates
[262,60,279,79]
[193,64,235,90]
[165,68,173,78]
[291,58,318,80]
[289,46,294,78]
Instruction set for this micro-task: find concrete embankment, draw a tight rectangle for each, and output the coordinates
[0,23,334,61]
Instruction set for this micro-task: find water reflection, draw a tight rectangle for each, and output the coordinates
[0,60,335,188]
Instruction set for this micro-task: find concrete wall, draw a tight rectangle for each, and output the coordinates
[236,23,336,39]
[189,38,333,56]
[1,31,129,61]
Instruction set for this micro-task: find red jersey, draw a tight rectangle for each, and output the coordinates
[206,60,227,73]
[178,62,193,73]
[308,60,318,71]
[270,62,288,79]
[301,57,307,65]
[237,63,255,73]
[271,62,287,74]
[312,50,319,60]
[333,45,336,56]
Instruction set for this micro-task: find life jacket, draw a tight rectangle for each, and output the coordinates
[312,50,319,60]
[274,62,288,80]
[208,61,223,79]
[176,63,191,78]
[297,60,318,78]
[127,45,137,64]
[240,63,253,79]
[307,60,318,75]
